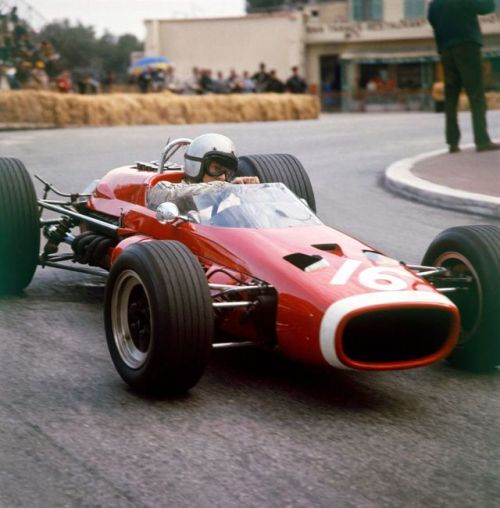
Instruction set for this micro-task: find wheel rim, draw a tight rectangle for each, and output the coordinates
[111,270,153,369]
[434,251,482,343]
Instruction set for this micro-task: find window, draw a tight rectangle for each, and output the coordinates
[405,0,426,18]
[350,0,383,21]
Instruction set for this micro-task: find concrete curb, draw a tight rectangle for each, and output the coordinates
[384,145,500,219]
[0,123,56,131]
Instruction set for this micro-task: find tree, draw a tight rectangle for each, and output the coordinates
[38,20,143,81]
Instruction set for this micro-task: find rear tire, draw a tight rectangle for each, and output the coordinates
[0,158,40,294]
[238,153,316,212]
[104,240,213,394]
[422,225,500,372]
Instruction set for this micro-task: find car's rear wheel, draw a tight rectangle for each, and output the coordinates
[0,158,40,294]
[422,225,500,372]
[238,153,316,212]
[104,240,213,394]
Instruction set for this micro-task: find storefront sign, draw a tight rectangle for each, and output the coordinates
[306,12,500,39]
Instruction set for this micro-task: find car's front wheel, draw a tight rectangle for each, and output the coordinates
[104,240,213,394]
[422,225,500,372]
[0,158,40,294]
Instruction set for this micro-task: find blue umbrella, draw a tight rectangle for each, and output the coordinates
[130,56,172,73]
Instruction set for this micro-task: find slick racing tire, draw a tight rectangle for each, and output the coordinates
[237,153,316,212]
[422,225,500,372]
[104,240,213,395]
[0,158,40,294]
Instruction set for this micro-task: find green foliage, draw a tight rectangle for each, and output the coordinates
[38,20,143,80]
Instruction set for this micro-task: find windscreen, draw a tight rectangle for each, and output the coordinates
[190,183,322,229]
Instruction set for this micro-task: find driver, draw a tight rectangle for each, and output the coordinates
[147,133,259,213]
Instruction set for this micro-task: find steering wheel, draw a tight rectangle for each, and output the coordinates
[158,138,192,174]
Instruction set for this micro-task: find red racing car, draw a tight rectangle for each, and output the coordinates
[1,138,498,394]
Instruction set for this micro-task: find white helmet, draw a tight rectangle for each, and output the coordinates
[184,133,238,181]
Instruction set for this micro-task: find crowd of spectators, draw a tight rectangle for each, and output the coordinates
[0,6,105,94]
[0,6,61,91]
[1,7,308,97]
[134,62,309,95]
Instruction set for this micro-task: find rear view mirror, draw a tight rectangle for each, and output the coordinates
[156,202,180,222]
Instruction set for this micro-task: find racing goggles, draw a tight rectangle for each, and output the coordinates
[205,161,231,177]
[203,152,238,178]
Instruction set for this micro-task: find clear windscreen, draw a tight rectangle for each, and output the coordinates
[190,182,322,229]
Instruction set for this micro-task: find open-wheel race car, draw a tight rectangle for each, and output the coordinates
[1,138,499,394]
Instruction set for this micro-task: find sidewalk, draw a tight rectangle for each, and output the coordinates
[385,143,500,218]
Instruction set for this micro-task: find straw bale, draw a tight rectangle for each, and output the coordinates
[0,91,320,128]
[458,92,500,111]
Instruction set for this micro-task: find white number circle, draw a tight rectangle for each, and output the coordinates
[358,267,408,291]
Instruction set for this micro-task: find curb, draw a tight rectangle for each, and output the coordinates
[384,145,500,219]
[0,123,56,131]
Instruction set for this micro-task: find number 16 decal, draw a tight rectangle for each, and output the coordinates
[330,259,409,291]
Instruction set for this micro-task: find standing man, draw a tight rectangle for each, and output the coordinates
[286,66,308,94]
[252,63,270,93]
[428,0,499,152]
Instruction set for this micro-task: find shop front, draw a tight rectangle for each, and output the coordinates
[305,9,500,112]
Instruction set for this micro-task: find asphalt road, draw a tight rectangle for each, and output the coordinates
[1,112,499,508]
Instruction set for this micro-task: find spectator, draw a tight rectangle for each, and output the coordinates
[286,66,307,94]
[38,40,59,78]
[6,66,20,89]
[55,70,72,93]
[428,0,500,152]
[101,71,115,93]
[138,67,153,93]
[151,67,165,92]
[213,71,230,94]
[183,67,202,95]
[266,69,285,93]
[76,72,87,94]
[86,74,99,94]
[30,60,49,90]
[15,60,32,86]
[241,71,256,93]
[226,69,242,93]
[164,66,183,93]
[0,64,10,91]
[75,72,98,94]
[199,69,214,94]
[366,78,378,92]
[252,62,270,93]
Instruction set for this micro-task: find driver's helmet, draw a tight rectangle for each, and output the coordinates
[184,133,238,182]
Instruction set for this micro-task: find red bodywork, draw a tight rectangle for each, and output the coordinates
[87,165,460,371]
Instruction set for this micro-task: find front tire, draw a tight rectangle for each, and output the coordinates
[104,240,213,394]
[238,153,316,212]
[0,158,40,294]
[422,225,500,371]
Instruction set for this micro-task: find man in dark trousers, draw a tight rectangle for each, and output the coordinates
[286,66,308,94]
[428,0,499,152]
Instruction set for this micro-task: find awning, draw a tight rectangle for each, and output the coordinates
[340,50,439,64]
[341,47,500,64]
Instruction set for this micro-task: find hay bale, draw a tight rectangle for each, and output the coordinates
[458,92,500,111]
[0,90,320,128]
